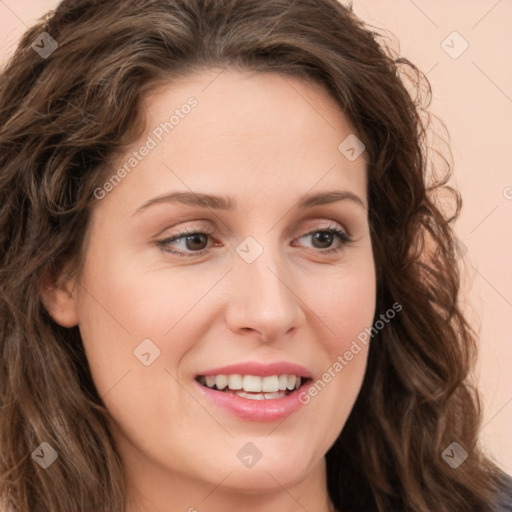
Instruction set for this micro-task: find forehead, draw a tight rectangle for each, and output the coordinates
[101,68,367,217]
[143,68,355,146]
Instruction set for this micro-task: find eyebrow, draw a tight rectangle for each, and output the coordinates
[131,189,366,216]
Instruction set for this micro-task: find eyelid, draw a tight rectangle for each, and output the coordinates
[156,220,353,258]
[299,218,352,238]
[156,218,350,242]
[295,223,353,248]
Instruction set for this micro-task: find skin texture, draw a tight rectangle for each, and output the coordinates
[42,69,376,512]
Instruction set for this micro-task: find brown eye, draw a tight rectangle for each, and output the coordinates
[157,224,352,259]
[181,233,209,251]
[296,225,352,253]
[309,230,336,249]
[158,229,215,257]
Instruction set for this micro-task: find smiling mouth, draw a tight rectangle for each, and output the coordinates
[195,374,310,400]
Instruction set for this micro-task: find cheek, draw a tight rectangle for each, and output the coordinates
[316,254,377,356]
[74,249,222,413]
[299,256,376,431]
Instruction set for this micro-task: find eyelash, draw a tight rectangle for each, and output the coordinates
[156,223,353,258]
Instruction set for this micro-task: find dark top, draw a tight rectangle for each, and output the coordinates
[496,472,512,511]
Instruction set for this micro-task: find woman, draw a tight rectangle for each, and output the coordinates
[0,0,510,511]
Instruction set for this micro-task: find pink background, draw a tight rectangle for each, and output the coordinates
[1,0,510,474]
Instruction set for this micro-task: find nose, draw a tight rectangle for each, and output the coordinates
[224,238,306,343]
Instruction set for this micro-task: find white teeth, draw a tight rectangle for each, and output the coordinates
[261,375,279,392]
[286,375,297,390]
[227,374,243,390]
[235,391,286,400]
[215,375,228,390]
[236,391,265,400]
[263,391,286,399]
[243,375,262,392]
[200,374,304,394]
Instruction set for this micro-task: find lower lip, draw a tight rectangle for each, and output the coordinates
[193,380,310,422]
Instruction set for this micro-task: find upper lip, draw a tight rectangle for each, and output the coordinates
[196,362,312,378]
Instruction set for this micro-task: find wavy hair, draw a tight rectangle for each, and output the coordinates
[0,0,506,510]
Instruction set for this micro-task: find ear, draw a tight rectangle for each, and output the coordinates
[40,269,79,328]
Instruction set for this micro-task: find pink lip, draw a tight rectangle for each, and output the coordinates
[193,379,312,422]
[196,361,312,378]
[193,362,313,422]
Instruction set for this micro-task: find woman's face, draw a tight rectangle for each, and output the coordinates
[54,69,376,500]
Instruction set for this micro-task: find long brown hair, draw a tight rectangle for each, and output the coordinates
[0,0,506,510]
